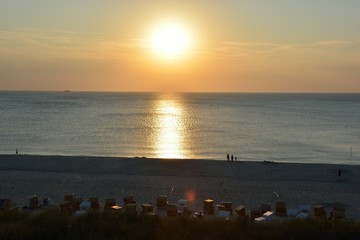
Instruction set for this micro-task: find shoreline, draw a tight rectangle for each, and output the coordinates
[1,154,359,219]
[0,153,358,166]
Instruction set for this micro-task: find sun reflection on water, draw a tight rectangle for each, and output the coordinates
[154,96,186,159]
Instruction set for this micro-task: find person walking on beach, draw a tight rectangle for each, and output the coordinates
[231,155,234,162]
[227,154,230,161]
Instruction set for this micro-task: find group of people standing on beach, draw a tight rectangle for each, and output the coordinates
[226,153,237,162]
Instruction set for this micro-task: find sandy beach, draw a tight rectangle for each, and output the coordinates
[0,154,359,219]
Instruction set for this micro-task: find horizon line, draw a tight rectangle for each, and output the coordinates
[0,90,359,94]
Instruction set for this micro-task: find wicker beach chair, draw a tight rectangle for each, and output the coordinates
[0,199,18,212]
[104,198,116,209]
[156,195,168,209]
[123,195,136,206]
[102,198,121,214]
[203,199,215,215]
[235,205,247,220]
[124,203,137,215]
[89,197,100,210]
[64,194,74,202]
[250,208,262,221]
[261,203,271,214]
[72,198,83,211]
[182,206,194,217]
[141,203,154,214]
[313,205,327,219]
[165,204,179,217]
[331,205,346,220]
[221,201,233,215]
[275,201,287,217]
[29,195,41,209]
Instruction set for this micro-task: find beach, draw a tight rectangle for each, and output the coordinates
[1,154,359,219]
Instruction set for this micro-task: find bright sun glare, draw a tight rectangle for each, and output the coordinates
[149,22,192,60]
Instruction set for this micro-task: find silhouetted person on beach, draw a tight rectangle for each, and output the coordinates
[235,156,237,161]
[227,154,230,161]
[16,148,18,155]
[231,155,234,162]
[43,197,50,207]
[338,169,342,177]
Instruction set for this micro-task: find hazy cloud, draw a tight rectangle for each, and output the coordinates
[209,40,356,59]
[0,29,143,59]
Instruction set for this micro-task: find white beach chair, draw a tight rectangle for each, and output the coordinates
[254,216,267,222]
[299,204,311,214]
[217,210,231,219]
[177,199,188,213]
[296,212,310,219]
[287,209,300,218]
[79,201,91,210]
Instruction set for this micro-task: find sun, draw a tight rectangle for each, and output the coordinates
[149,22,193,60]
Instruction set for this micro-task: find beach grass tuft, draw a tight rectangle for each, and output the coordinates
[1,210,360,240]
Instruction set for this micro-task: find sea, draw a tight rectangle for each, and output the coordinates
[0,91,359,165]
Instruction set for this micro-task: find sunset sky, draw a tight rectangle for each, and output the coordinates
[1,0,359,92]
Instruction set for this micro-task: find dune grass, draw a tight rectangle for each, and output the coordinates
[1,210,359,240]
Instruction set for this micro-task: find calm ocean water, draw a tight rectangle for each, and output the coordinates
[0,92,359,164]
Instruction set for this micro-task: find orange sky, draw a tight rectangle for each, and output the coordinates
[1,1,359,92]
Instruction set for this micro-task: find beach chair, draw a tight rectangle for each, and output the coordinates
[203,199,215,215]
[59,194,75,214]
[177,199,188,213]
[165,204,179,217]
[156,195,168,209]
[141,203,154,214]
[287,208,300,218]
[235,205,247,220]
[217,209,231,219]
[217,202,232,219]
[221,201,233,215]
[254,216,267,222]
[89,197,100,210]
[59,201,73,215]
[110,205,122,213]
[29,195,41,209]
[299,204,311,214]
[261,203,271,214]
[103,199,122,214]
[263,211,275,219]
[0,199,18,212]
[194,211,205,219]
[74,199,91,216]
[293,204,311,219]
[72,198,83,211]
[104,198,116,209]
[64,194,74,202]
[123,195,135,206]
[182,206,194,217]
[275,201,287,217]
[255,211,276,223]
[250,208,262,221]
[331,205,346,220]
[313,205,327,219]
[124,203,137,215]
[74,200,89,217]
[79,201,91,210]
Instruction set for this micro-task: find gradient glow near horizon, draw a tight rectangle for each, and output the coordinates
[1,0,360,92]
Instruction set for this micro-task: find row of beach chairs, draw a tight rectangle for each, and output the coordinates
[56,195,347,221]
[1,196,346,221]
[0,198,19,212]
